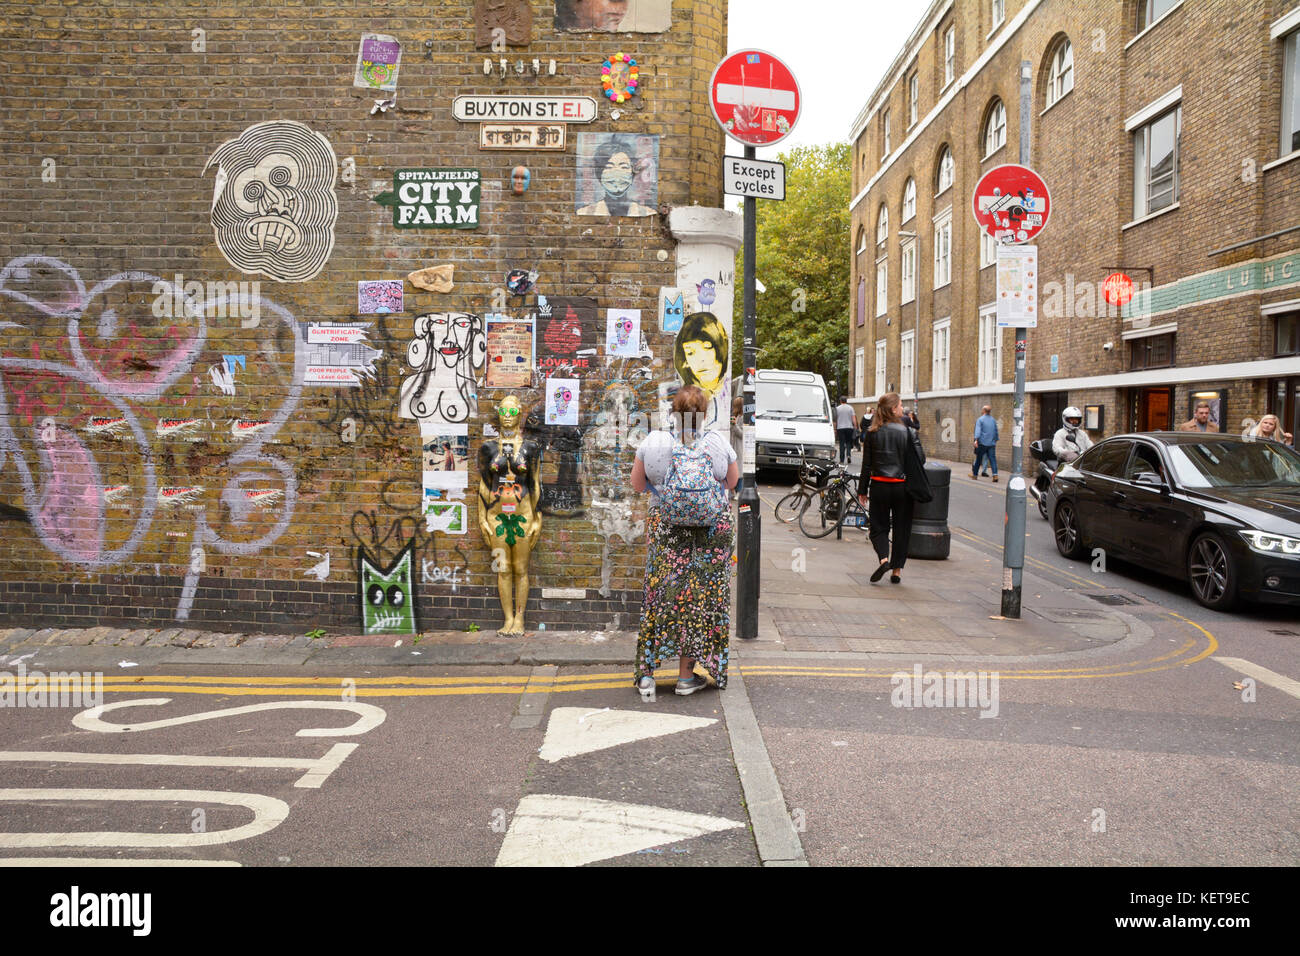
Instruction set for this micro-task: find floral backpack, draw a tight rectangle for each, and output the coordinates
[658,433,729,527]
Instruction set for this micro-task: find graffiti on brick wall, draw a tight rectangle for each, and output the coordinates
[206,120,339,283]
[399,312,487,424]
[358,541,416,635]
[0,255,306,621]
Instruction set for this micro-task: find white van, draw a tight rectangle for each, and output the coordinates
[737,369,837,472]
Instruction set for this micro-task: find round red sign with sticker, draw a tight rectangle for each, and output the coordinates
[1102,272,1135,307]
[971,164,1052,244]
[709,50,801,147]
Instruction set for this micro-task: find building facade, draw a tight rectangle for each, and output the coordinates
[848,0,1300,467]
[0,0,732,634]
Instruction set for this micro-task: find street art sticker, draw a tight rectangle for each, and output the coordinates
[672,310,730,432]
[575,134,658,217]
[421,422,470,491]
[659,288,684,333]
[384,169,481,229]
[546,376,579,426]
[304,322,381,386]
[555,0,671,32]
[357,280,403,314]
[399,312,487,424]
[358,542,417,635]
[424,500,467,535]
[485,313,534,388]
[206,120,339,282]
[537,296,597,378]
[353,33,401,92]
[475,0,533,47]
[605,308,641,359]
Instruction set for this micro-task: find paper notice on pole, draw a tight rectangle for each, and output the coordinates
[996,244,1037,328]
[742,425,756,475]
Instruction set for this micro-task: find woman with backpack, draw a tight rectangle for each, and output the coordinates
[630,385,739,699]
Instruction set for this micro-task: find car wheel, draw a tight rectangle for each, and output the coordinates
[1187,532,1237,612]
[1053,500,1087,560]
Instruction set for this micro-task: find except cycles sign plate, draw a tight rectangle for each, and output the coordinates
[709,50,801,147]
[971,164,1052,244]
[723,155,785,200]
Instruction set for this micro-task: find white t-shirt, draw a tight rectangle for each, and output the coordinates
[637,429,735,506]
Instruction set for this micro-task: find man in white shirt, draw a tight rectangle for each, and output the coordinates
[835,396,857,464]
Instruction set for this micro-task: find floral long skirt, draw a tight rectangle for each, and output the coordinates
[634,507,733,689]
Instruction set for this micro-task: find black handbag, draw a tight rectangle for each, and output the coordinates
[904,429,933,503]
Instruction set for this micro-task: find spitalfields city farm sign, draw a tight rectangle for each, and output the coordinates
[373,169,482,229]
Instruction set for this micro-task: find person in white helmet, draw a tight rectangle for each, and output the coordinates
[1052,406,1093,463]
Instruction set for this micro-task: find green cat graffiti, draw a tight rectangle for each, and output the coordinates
[357,543,417,635]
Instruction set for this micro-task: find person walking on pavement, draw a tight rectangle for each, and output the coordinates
[835,395,857,465]
[972,405,1000,482]
[857,392,926,584]
[1052,406,1093,463]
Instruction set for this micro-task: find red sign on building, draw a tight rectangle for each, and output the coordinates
[1102,272,1135,307]
[972,164,1052,244]
[709,50,801,147]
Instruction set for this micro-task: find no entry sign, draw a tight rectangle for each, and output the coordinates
[972,164,1051,244]
[709,50,801,147]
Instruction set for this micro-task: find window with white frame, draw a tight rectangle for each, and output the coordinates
[908,72,919,127]
[983,100,1006,156]
[855,347,865,396]
[992,0,1005,29]
[1133,105,1181,218]
[933,210,952,288]
[856,226,867,254]
[1283,27,1300,156]
[980,230,997,269]
[936,146,954,194]
[1138,0,1179,31]
[902,178,916,222]
[1047,38,1073,107]
[932,319,951,391]
[901,238,917,304]
[875,340,887,397]
[877,204,889,244]
[979,307,1002,385]
[900,331,916,398]
[882,109,891,157]
[944,28,955,87]
[876,259,888,317]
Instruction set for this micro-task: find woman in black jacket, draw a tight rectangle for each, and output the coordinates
[856,392,925,584]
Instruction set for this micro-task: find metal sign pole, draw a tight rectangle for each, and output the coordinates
[738,144,760,640]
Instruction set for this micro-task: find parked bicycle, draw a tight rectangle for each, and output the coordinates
[799,468,869,539]
[773,446,838,523]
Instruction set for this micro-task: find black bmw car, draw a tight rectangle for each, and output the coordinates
[1048,432,1300,611]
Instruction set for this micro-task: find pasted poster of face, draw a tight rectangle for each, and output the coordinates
[575,133,658,218]
[398,312,486,423]
[421,422,470,489]
[555,0,671,32]
[357,280,403,314]
[672,310,731,432]
[484,313,535,388]
[537,296,597,377]
[546,377,580,426]
[605,308,641,358]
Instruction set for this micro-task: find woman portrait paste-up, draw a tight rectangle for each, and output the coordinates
[554,0,671,32]
[671,311,730,433]
[575,133,658,218]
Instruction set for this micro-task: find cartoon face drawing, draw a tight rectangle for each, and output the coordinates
[615,316,633,348]
[662,293,684,332]
[206,121,339,282]
[552,385,573,417]
[696,278,717,306]
[358,543,416,634]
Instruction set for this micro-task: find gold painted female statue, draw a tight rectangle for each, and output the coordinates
[477,396,543,634]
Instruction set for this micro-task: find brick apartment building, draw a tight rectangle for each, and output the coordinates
[848,0,1300,468]
[0,1,732,634]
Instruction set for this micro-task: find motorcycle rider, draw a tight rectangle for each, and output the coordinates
[1052,406,1093,463]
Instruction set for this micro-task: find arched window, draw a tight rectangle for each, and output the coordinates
[1047,38,1073,107]
[856,225,868,255]
[902,178,916,222]
[935,146,954,194]
[983,99,1007,157]
[877,204,889,244]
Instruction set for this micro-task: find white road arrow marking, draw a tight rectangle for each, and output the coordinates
[495,795,742,867]
[1212,657,1300,699]
[72,698,387,737]
[538,707,716,763]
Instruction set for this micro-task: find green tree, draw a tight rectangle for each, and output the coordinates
[732,141,850,393]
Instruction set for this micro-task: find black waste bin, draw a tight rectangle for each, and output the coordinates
[909,461,951,559]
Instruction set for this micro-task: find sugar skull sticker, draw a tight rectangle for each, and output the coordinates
[206,120,339,283]
[605,308,640,358]
[357,542,417,635]
[545,376,579,425]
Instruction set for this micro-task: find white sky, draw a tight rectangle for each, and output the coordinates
[725,0,930,158]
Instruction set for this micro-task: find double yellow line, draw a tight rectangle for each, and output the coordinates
[91,672,637,697]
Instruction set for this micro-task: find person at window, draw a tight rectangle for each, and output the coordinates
[1053,405,1092,462]
[1179,401,1214,432]
[856,392,926,585]
[1247,413,1294,446]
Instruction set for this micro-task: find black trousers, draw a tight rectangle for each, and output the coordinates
[836,428,855,462]
[868,480,914,569]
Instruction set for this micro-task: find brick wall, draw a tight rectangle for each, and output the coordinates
[0,0,728,634]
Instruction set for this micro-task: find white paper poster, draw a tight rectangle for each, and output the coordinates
[545,377,580,425]
[996,245,1038,328]
[605,308,641,358]
[421,421,469,490]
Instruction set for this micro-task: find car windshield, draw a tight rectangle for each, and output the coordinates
[1165,440,1300,488]
[756,382,829,421]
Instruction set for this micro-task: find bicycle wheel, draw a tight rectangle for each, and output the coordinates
[799,486,843,538]
[774,488,810,523]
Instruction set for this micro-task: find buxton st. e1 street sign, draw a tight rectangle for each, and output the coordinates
[723,155,785,200]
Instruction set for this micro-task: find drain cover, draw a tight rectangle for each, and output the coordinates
[1085,593,1139,606]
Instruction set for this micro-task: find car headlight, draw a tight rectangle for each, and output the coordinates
[1239,530,1300,555]
[813,448,834,459]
